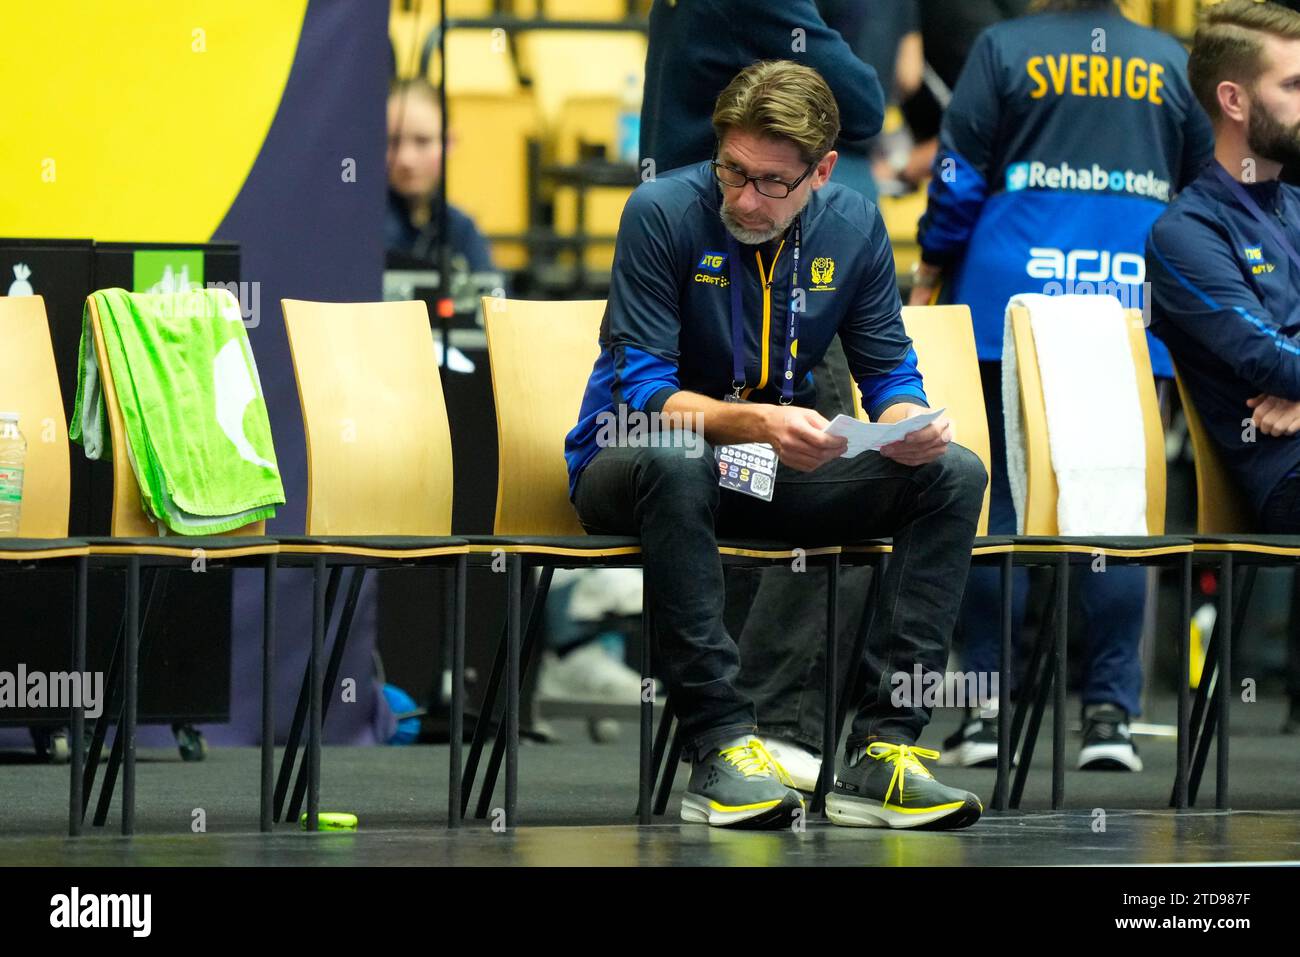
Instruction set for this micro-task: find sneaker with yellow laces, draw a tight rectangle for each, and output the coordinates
[826,741,983,830]
[681,737,805,829]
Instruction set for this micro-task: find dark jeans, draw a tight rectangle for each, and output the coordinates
[573,409,987,757]
[956,362,1146,717]
[733,338,873,754]
[1259,473,1300,700]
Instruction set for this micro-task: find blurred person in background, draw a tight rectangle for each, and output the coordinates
[818,0,926,200]
[385,78,494,273]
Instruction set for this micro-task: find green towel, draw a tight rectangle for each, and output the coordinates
[70,287,285,535]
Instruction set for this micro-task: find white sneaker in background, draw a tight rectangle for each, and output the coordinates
[759,736,823,793]
[537,642,657,704]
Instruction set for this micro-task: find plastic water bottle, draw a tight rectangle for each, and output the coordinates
[617,73,642,165]
[0,413,27,534]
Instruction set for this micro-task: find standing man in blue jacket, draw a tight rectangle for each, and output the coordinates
[912,0,1214,769]
[568,60,988,830]
[1148,0,1300,734]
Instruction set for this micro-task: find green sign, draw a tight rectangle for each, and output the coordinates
[132,249,204,294]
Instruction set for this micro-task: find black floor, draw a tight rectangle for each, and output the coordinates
[2,694,1298,866]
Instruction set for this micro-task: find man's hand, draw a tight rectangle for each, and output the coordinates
[1247,393,1300,437]
[879,404,953,466]
[760,405,847,472]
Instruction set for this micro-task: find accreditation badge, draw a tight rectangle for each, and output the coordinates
[715,395,777,502]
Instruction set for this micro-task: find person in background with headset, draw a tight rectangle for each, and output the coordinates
[912,0,1213,770]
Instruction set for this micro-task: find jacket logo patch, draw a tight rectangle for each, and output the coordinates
[697,251,726,273]
[810,256,836,291]
[1244,244,1274,274]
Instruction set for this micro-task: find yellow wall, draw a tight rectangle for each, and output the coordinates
[0,1,308,242]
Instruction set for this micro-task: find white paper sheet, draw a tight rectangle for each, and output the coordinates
[823,408,946,458]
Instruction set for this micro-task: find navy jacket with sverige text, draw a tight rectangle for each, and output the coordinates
[1147,164,1300,517]
[917,8,1213,376]
[564,161,927,497]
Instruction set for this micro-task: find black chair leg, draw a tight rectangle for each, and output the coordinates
[1188,678,1220,808]
[505,555,522,829]
[305,556,326,831]
[448,555,467,829]
[93,562,156,830]
[1052,555,1067,811]
[646,699,675,817]
[462,613,509,818]
[1186,558,1252,807]
[261,554,277,832]
[122,556,139,836]
[836,557,883,756]
[1216,554,1235,810]
[638,601,653,826]
[993,553,1013,811]
[1010,578,1060,809]
[813,553,839,816]
[68,555,87,837]
[1007,579,1055,808]
[474,564,552,820]
[273,565,343,822]
[288,566,366,823]
[1173,552,1192,810]
[655,721,685,816]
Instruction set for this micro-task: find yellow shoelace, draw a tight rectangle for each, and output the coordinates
[863,743,940,805]
[719,739,779,778]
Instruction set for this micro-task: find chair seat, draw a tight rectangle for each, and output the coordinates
[466,533,639,549]
[462,534,839,561]
[87,535,278,559]
[1191,534,1300,558]
[1010,535,1193,557]
[0,538,89,561]
[277,535,469,559]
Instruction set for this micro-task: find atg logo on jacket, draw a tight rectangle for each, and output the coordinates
[694,250,729,286]
[1243,244,1274,274]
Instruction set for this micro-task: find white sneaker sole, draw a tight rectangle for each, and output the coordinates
[680,792,803,829]
[825,792,982,830]
[938,741,1001,767]
[1078,742,1143,771]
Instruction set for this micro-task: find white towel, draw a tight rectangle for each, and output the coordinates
[1002,293,1147,536]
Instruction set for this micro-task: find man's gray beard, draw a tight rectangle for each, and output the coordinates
[719,197,807,245]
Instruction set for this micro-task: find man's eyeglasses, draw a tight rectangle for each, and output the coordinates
[711,159,816,198]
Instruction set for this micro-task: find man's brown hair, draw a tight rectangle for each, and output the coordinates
[711,60,840,164]
[1189,0,1300,123]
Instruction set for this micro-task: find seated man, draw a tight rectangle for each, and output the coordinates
[564,60,988,830]
[1148,0,1300,733]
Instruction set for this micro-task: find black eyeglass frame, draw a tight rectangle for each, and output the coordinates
[710,157,818,198]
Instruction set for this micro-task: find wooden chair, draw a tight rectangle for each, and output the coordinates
[465,297,842,825]
[842,305,1014,805]
[0,295,90,837]
[1172,366,1300,809]
[278,298,469,828]
[79,292,279,835]
[1007,304,1193,810]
